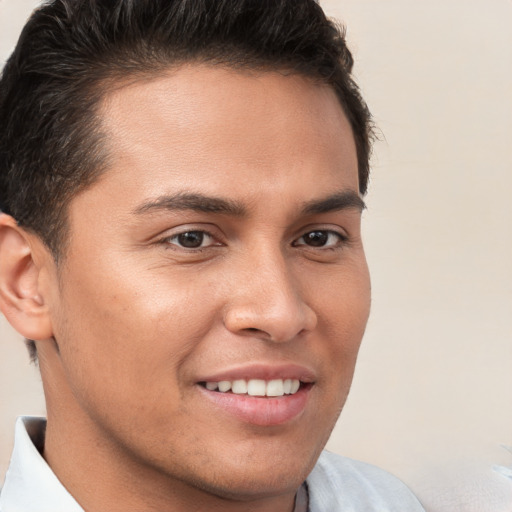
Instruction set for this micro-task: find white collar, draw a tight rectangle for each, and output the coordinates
[0,417,84,512]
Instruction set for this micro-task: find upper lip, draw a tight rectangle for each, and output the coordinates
[197,363,317,384]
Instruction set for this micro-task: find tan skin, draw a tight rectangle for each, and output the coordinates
[0,66,371,512]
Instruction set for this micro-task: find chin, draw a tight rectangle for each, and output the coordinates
[188,466,308,503]
[180,441,322,502]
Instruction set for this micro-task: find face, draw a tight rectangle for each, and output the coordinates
[43,65,371,502]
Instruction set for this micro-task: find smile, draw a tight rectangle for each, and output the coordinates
[202,378,301,397]
[199,379,312,426]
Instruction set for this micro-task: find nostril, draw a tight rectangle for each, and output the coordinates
[241,327,273,340]
[224,299,317,343]
[243,327,272,339]
[242,327,271,338]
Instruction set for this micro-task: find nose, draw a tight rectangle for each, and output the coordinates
[223,251,317,343]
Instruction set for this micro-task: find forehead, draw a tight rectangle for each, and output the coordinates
[100,64,349,136]
[81,65,359,216]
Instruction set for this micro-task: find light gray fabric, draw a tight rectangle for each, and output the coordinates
[293,483,309,512]
[307,451,425,511]
[412,463,512,512]
[1,417,425,512]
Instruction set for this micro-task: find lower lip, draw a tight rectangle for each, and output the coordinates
[198,385,311,426]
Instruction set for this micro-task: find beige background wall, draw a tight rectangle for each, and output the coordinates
[1,0,511,508]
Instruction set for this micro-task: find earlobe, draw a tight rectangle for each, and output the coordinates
[0,214,54,340]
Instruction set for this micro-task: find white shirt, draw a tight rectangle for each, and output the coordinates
[0,417,425,512]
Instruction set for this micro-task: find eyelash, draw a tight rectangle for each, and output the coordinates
[292,230,348,250]
[163,230,220,251]
[162,228,348,251]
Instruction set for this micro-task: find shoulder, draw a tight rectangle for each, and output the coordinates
[306,451,425,512]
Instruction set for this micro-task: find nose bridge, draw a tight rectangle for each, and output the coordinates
[223,243,317,342]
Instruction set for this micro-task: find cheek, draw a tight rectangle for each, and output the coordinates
[52,260,220,407]
[317,258,371,335]
[313,260,371,385]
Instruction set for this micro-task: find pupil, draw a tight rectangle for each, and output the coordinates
[305,231,328,247]
[178,231,204,248]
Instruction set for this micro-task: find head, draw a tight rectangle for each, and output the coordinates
[0,0,372,255]
[0,0,373,509]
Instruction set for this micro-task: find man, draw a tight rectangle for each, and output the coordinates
[0,1,425,510]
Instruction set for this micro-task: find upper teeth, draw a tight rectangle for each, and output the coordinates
[205,378,301,397]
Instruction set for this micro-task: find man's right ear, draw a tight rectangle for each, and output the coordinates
[0,214,54,340]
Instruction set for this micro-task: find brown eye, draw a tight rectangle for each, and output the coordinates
[168,231,215,249]
[303,231,329,247]
[177,231,204,248]
[294,230,346,248]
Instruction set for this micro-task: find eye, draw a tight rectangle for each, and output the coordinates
[294,230,346,248]
[166,230,217,249]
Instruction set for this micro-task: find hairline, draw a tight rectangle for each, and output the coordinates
[49,60,363,263]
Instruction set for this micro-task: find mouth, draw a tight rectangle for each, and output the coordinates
[197,368,315,426]
[199,378,307,397]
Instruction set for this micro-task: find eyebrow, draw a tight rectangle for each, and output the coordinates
[133,192,247,217]
[301,190,366,215]
[133,190,365,217]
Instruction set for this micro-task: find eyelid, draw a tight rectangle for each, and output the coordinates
[159,225,224,250]
[170,231,215,248]
[293,229,348,248]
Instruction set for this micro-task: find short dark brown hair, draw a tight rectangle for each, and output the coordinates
[0,0,373,254]
[0,0,373,359]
